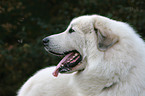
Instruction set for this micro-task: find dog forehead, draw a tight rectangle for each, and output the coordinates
[70,16,94,31]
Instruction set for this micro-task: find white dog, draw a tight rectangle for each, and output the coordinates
[17,15,145,96]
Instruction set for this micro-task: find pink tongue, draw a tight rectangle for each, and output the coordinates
[52,52,74,77]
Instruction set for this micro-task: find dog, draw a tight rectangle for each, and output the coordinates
[17,15,145,96]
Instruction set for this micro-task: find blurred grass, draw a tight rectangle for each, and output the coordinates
[0,0,145,96]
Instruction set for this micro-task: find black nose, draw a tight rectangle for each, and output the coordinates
[42,37,49,43]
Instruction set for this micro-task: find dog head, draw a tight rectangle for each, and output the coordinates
[43,15,118,77]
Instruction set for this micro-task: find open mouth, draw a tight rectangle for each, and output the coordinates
[52,50,82,77]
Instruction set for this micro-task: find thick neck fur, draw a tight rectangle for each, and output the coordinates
[73,31,145,96]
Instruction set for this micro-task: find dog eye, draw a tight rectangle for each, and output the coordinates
[69,28,75,33]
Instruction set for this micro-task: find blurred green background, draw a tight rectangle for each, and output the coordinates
[0,0,145,96]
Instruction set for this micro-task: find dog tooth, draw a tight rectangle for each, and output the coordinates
[75,53,78,56]
[73,56,76,58]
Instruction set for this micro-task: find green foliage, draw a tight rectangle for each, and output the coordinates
[0,0,145,96]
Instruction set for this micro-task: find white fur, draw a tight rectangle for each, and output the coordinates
[17,15,145,96]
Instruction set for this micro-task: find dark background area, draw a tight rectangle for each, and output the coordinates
[0,0,145,96]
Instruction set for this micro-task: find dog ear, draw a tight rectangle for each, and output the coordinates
[95,29,118,51]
